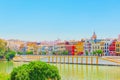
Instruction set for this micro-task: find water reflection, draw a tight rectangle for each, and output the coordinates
[0,61,120,80]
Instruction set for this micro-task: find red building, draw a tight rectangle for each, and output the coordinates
[65,42,75,55]
[109,40,116,56]
[65,45,75,55]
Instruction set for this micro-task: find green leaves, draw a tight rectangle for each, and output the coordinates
[5,51,16,61]
[0,39,7,57]
[92,50,103,56]
[85,50,88,56]
[96,50,103,55]
[26,51,33,55]
[10,61,61,80]
[61,50,69,55]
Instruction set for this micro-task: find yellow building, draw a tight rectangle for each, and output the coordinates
[115,41,120,56]
[74,41,84,55]
[99,41,105,56]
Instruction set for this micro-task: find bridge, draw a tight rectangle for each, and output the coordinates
[13,55,120,66]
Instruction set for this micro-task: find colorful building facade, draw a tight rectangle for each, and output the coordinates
[115,41,120,56]
[74,41,84,55]
[109,40,116,56]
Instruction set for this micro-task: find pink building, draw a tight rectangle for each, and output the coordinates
[118,34,120,41]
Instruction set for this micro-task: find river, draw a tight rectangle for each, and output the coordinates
[0,61,120,80]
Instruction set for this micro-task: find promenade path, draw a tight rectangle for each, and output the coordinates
[13,55,120,66]
[102,56,120,64]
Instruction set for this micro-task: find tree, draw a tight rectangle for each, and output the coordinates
[62,50,69,55]
[92,51,97,56]
[0,39,7,58]
[10,61,61,80]
[17,51,23,55]
[5,51,16,61]
[52,51,56,55]
[96,50,103,56]
[42,51,46,55]
[26,51,33,55]
[85,50,89,56]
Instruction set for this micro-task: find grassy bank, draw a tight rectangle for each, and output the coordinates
[0,73,9,80]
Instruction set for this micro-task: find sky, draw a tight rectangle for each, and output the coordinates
[0,0,120,41]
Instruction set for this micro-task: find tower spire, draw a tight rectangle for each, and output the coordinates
[91,31,97,40]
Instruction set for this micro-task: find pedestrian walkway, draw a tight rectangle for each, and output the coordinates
[102,56,120,65]
[13,55,120,66]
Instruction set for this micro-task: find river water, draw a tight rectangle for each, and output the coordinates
[0,61,120,80]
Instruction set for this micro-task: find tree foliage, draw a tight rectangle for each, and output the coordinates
[85,50,88,56]
[10,61,61,80]
[0,39,7,57]
[17,51,23,55]
[26,51,33,55]
[96,50,103,56]
[92,51,97,56]
[62,50,69,55]
[92,50,103,56]
[5,51,16,61]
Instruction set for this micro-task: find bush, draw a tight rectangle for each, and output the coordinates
[5,51,16,61]
[42,51,46,55]
[92,51,97,56]
[17,51,23,55]
[62,50,69,55]
[52,51,56,55]
[26,51,33,55]
[10,61,61,80]
[85,50,89,56]
[96,50,103,56]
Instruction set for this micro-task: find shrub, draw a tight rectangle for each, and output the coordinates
[17,51,23,55]
[62,50,69,55]
[10,61,61,80]
[85,50,88,56]
[5,51,16,61]
[96,50,103,56]
[52,51,56,55]
[26,51,33,55]
[42,51,46,55]
[92,51,97,56]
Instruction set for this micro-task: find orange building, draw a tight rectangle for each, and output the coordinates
[115,41,120,56]
[74,41,84,55]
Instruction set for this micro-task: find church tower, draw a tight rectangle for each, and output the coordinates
[91,32,97,40]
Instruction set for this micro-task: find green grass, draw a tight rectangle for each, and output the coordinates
[0,73,10,80]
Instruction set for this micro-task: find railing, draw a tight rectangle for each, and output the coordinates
[40,56,99,65]
[14,55,99,65]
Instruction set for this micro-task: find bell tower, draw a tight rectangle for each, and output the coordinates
[91,32,97,40]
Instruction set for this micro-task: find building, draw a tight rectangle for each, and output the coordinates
[91,42,100,53]
[84,40,91,55]
[74,41,84,55]
[115,41,120,56]
[65,41,75,55]
[91,32,97,40]
[99,41,105,55]
[26,42,38,54]
[109,40,116,56]
[7,39,24,51]
[118,34,120,41]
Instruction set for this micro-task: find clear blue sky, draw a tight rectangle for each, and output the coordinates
[0,0,120,41]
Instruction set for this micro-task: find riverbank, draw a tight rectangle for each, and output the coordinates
[0,72,9,80]
[13,55,120,66]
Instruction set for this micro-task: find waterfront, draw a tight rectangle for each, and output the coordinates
[0,61,120,80]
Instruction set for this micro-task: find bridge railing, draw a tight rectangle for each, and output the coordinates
[40,56,99,65]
